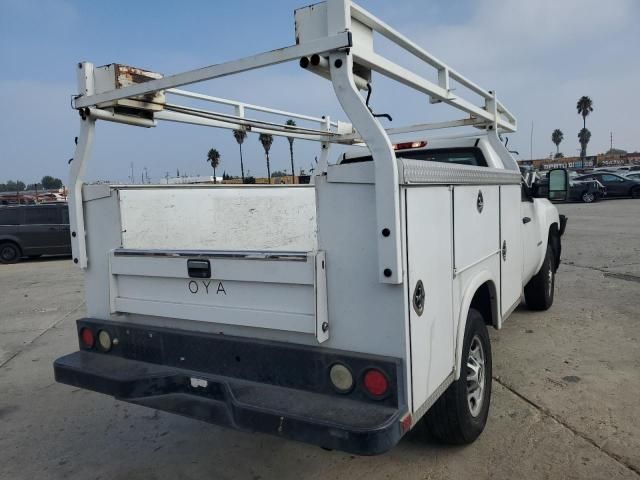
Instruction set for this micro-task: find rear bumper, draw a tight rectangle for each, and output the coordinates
[54,319,408,455]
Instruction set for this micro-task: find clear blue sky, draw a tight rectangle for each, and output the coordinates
[1,0,638,184]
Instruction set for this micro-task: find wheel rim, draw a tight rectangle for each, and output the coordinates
[583,192,594,202]
[1,246,16,261]
[466,335,486,417]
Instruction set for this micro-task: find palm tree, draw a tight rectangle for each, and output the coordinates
[206,148,221,183]
[576,96,593,130]
[551,129,564,158]
[578,128,591,163]
[285,119,296,184]
[259,133,273,183]
[233,129,247,183]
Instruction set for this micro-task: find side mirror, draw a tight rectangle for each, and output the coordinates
[548,168,569,202]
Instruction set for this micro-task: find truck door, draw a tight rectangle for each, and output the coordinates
[500,185,523,316]
[405,187,454,411]
[520,192,542,284]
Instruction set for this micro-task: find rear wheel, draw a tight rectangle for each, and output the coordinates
[581,191,595,203]
[524,244,555,311]
[0,242,21,264]
[419,308,492,444]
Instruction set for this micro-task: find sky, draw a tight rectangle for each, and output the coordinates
[1,0,639,185]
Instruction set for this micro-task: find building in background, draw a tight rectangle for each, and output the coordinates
[519,152,640,171]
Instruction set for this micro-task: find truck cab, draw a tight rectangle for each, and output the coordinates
[54,0,568,455]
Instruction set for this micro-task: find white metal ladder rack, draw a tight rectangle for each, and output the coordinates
[69,0,517,286]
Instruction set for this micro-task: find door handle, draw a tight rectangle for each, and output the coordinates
[522,217,531,224]
[187,259,211,278]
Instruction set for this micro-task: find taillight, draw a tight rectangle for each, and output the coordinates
[97,330,112,352]
[392,141,427,150]
[79,327,94,349]
[329,363,354,393]
[363,369,389,397]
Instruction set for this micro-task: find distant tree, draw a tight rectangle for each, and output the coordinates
[244,176,256,184]
[285,119,296,183]
[4,180,25,191]
[259,133,274,182]
[233,129,247,183]
[606,148,627,155]
[41,175,63,189]
[206,149,221,183]
[554,152,564,159]
[576,96,594,130]
[578,128,591,160]
[551,129,564,157]
[271,170,288,177]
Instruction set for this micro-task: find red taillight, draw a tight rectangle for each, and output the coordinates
[363,369,389,397]
[392,141,427,151]
[80,327,94,349]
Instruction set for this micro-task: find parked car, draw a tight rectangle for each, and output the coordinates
[575,173,640,198]
[0,203,71,264]
[535,176,606,203]
[624,172,640,181]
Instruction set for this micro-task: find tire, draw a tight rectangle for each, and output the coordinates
[631,186,640,199]
[581,191,595,203]
[0,242,21,264]
[524,244,555,311]
[420,308,492,444]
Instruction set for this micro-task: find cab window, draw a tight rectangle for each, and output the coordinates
[601,174,624,182]
[341,147,488,167]
[398,148,488,167]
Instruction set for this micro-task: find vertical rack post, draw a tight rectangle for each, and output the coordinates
[327,0,403,284]
[69,62,96,268]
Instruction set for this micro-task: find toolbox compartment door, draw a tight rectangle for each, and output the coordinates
[108,249,329,343]
[405,187,455,411]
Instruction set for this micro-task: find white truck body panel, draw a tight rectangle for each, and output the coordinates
[79,156,540,419]
[118,186,317,252]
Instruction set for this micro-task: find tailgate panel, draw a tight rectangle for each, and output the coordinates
[109,249,328,342]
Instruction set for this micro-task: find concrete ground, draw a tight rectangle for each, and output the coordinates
[0,198,638,480]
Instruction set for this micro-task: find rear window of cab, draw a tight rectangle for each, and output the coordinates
[341,147,488,167]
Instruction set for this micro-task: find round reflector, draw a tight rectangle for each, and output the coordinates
[97,330,112,352]
[80,327,94,349]
[329,363,354,393]
[363,369,389,397]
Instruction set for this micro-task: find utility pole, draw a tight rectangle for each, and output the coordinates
[530,121,534,161]
[610,131,613,151]
[130,162,135,184]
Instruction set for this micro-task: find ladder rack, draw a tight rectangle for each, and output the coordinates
[69,0,518,286]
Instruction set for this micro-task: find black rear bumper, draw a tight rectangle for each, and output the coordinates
[54,319,408,455]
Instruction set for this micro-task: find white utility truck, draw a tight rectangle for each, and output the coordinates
[54,0,568,454]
